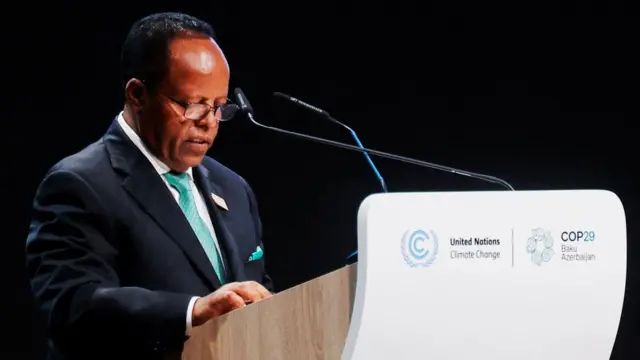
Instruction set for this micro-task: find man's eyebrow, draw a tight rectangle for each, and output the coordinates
[184,95,227,104]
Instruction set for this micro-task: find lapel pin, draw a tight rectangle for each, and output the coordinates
[211,193,228,211]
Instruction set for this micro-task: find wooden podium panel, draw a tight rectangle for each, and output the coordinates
[181,264,357,360]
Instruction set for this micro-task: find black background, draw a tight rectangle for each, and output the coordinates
[1,2,637,359]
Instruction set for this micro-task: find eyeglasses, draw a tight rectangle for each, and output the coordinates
[163,95,239,122]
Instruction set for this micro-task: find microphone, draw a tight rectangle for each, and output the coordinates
[233,88,515,262]
[234,88,514,191]
[273,91,387,193]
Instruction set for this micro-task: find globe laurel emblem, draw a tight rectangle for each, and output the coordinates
[401,229,438,268]
[526,228,554,266]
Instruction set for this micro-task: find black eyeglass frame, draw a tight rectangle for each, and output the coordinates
[137,78,239,122]
[162,94,239,122]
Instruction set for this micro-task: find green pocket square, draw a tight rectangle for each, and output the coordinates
[248,246,263,261]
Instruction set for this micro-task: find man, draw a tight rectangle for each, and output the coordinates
[26,12,272,359]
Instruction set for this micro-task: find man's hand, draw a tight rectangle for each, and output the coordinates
[192,281,272,327]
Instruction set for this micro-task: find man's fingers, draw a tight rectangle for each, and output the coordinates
[253,283,272,299]
[224,291,246,310]
[230,285,261,302]
[244,281,272,299]
[239,281,272,302]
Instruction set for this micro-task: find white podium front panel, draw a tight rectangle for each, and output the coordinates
[342,190,626,360]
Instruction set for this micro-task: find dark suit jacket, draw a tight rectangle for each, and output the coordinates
[26,119,272,359]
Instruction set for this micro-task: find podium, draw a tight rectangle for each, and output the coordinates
[181,190,627,360]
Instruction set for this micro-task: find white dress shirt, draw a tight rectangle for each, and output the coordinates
[117,112,222,333]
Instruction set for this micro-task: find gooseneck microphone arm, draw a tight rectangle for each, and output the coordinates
[234,88,515,191]
[273,91,388,193]
[334,120,388,192]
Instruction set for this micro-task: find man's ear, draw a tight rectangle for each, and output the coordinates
[124,78,147,110]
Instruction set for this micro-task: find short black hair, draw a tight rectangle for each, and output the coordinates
[121,12,216,90]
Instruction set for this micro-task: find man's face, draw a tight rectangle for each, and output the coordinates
[138,36,230,172]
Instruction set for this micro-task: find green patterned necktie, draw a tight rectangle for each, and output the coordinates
[163,172,226,284]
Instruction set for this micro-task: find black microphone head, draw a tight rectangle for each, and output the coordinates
[272,91,329,117]
[273,91,290,100]
[233,88,253,115]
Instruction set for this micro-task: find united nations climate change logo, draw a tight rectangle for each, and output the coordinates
[526,228,555,266]
[401,228,439,267]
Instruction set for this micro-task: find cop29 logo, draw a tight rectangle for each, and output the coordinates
[526,228,555,266]
[401,228,439,268]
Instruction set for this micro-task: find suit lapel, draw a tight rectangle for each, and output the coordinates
[104,120,222,290]
[193,165,248,282]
